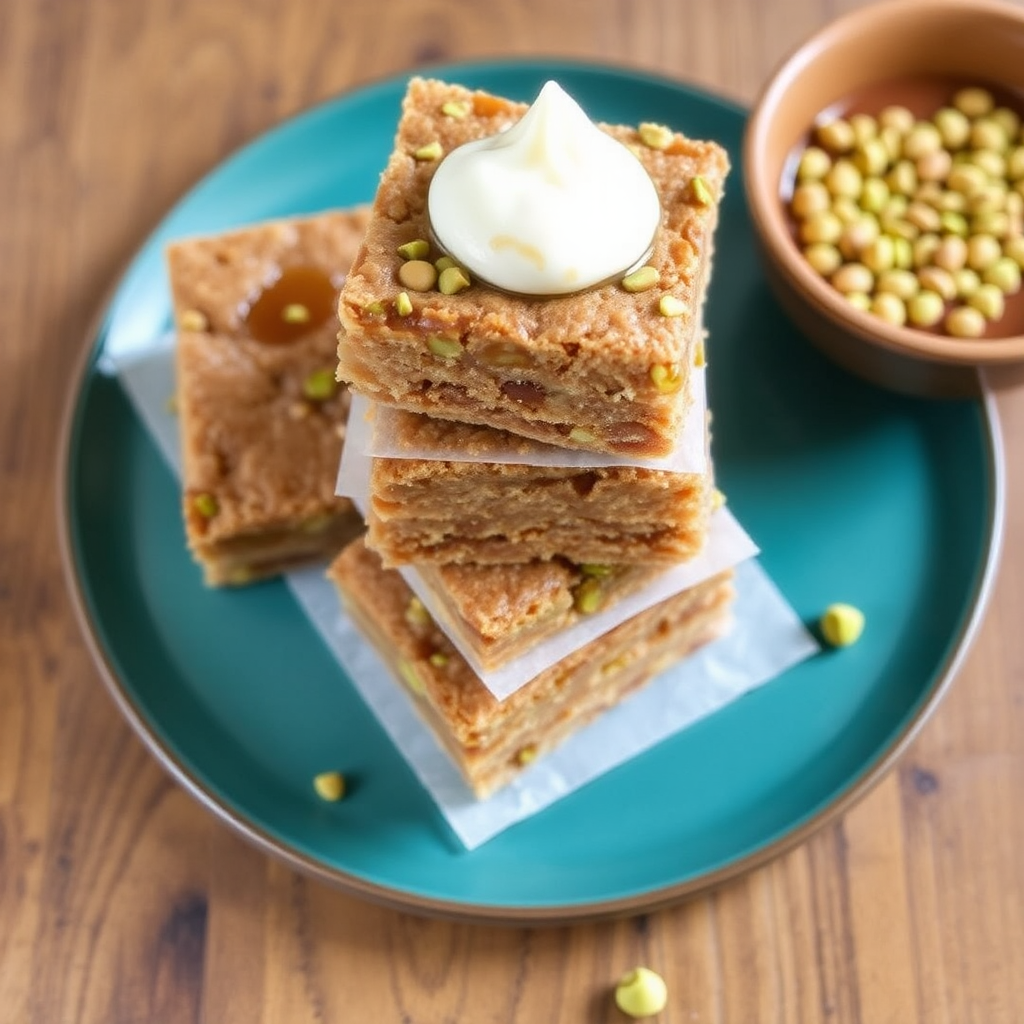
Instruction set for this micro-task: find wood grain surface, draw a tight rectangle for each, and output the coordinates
[2,0,1023,1020]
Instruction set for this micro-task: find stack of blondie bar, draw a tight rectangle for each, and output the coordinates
[329,78,734,797]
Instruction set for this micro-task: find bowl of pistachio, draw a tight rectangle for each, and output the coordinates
[744,0,1024,396]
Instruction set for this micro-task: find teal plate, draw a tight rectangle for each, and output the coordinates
[59,60,1003,923]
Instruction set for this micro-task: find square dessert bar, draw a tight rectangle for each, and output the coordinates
[337,78,729,458]
[366,409,712,567]
[169,209,370,585]
[419,557,670,673]
[329,539,733,797]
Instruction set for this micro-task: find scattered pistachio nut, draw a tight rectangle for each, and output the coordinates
[413,140,443,161]
[441,100,469,119]
[615,967,669,1019]
[658,294,686,317]
[313,771,346,802]
[638,121,673,150]
[820,603,865,647]
[394,291,413,316]
[622,265,660,293]
[363,300,386,315]
[581,563,614,578]
[435,255,460,272]
[428,651,449,668]
[397,238,430,260]
[303,368,336,401]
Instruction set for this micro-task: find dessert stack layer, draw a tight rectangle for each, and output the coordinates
[331,78,734,797]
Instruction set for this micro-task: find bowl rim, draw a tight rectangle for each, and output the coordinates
[744,0,1024,366]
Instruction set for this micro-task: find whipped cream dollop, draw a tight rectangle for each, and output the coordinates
[427,81,661,295]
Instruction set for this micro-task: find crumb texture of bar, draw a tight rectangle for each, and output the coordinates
[169,209,371,585]
[328,538,733,797]
[367,452,710,570]
[337,78,729,457]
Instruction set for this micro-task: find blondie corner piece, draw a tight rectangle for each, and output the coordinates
[336,77,729,458]
[168,209,371,586]
[328,538,734,798]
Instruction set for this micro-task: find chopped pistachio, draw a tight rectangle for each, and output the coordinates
[404,596,431,629]
[516,745,538,766]
[282,303,310,324]
[427,335,464,359]
[581,563,614,577]
[638,121,673,150]
[650,362,683,393]
[434,255,460,272]
[658,294,686,317]
[441,100,469,119]
[363,300,387,315]
[394,291,413,316]
[313,771,345,802]
[397,238,430,260]
[568,427,598,445]
[303,368,336,401]
[622,265,660,292]
[193,492,218,518]
[573,577,603,614]
[428,651,449,668]
[413,140,443,161]
[438,266,471,294]
[398,659,426,695]
[690,175,713,205]
[179,309,208,332]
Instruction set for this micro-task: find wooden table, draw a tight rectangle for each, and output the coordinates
[3,0,1022,1020]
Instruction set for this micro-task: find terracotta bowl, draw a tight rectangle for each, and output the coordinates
[744,0,1024,397]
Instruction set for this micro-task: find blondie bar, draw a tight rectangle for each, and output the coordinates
[169,209,370,585]
[366,408,712,566]
[329,539,733,797]
[336,78,729,458]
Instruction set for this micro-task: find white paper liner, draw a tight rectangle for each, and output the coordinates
[112,333,819,849]
[337,399,758,697]
[364,366,707,472]
[292,556,816,849]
